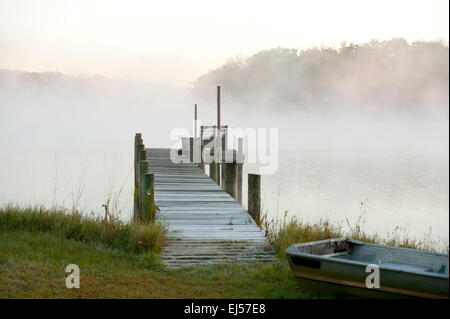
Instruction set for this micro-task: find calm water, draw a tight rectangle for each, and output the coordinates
[242,147,449,242]
[4,127,447,242]
[0,80,448,242]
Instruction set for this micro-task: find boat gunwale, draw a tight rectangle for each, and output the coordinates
[286,238,449,279]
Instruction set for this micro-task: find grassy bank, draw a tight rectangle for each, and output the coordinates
[0,205,165,254]
[1,206,447,298]
[0,230,319,298]
[0,206,321,298]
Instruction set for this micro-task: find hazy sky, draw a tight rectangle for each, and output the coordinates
[0,0,448,85]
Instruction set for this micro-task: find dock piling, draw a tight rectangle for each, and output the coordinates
[189,137,194,163]
[133,134,156,222]
[237,137,243,204]
[248,174,261,225]
[223,160,238,199]
[200,126,205,172]
[133,133,142,217]
[141,173,155,222]
[210,161,220,185]
[137,150,149,219]
[134,142,145,219]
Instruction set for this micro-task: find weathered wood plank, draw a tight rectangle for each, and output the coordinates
[147,147,275,268]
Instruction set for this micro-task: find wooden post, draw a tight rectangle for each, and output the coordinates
[248,174,261,225]
[134,142,145,220]
[181,137,190,162]
[210,161,220,185]
[223,162,237,199]
[134,133,142,184]
[200,126,205,172]
[194,104,197,139]
[193,137,202,165]
[214,131,222,186]
[137,149,148,219]
[217,85,220,132]
[133,133,142,218]
[216,86,221,185]
[220,131,226,187]
[189,137,194,163]
[136,144,145,181]
[139,149,148,169]
[237,137,243,204]
[237,163,243,204]
[141,173,155,222]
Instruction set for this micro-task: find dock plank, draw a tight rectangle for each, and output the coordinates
[148,148,276,268]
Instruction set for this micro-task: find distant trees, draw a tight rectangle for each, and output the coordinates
[192,38,449,114]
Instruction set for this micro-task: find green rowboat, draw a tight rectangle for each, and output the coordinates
[285,238,449,298]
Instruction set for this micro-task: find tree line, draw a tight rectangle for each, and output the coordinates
[192,38,449,114]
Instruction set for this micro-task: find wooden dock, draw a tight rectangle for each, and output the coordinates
[147,148,276,268]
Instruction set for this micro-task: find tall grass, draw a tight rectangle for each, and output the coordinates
[0,205,165,254]
[261,207,449,255]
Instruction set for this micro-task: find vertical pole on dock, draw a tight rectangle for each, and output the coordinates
[194,104,198,139]
[210,125,220,184]
[237,137,243,204]
[193,137,201,165]
[217,86,220,133]
[181,137,189,163]
[210,161,220,185]
[136,143,145,169]
[216,85,221,186]
[134,134,142,185]
[133,133,142,219]
[200,125,204,144]
[141,173,155,222]
[248,174,261,225]
[138,150,149,220]
[220,128,226,187]
[199,125,205,172]
[134,142,145,220]
[223,161,237,199]
[189,137,194,163]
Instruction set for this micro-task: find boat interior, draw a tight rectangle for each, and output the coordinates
[295,238,449,276]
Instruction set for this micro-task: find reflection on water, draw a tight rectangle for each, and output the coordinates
[242,147,449,241]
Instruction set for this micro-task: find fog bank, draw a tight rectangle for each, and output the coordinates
[0,61,448,241]
[192,39,449,117]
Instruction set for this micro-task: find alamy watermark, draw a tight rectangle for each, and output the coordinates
[169,123,279,174]
[365,264,380,289]
[65,264,80,289]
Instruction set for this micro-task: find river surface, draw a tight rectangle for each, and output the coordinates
[242,147,449,242]
[0,82,448,243]
[2,119,448,243]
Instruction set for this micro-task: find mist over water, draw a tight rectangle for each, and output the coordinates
[241,114,449,242]
[190,39,449,242]
[1,61,449,243]
[0,70,192,219]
